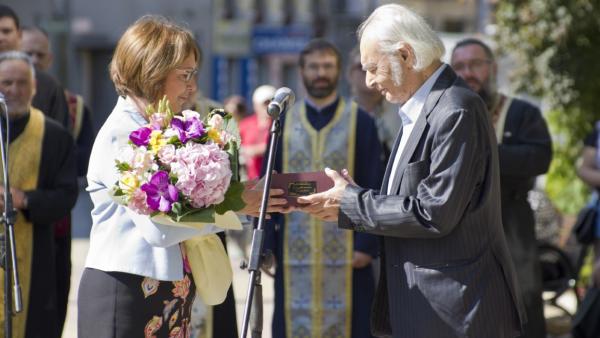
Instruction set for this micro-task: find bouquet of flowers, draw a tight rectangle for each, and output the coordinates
[111,96,245,224]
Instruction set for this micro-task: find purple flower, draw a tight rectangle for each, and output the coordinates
[129,127,152,146]
[171,116,204,144]
[140,171,179,212]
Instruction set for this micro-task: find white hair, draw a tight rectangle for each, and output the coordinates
[358,4,445,71]
[0,51,36,79]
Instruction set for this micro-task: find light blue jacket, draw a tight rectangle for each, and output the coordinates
[85,97,221,281]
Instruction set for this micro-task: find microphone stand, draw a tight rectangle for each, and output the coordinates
[240,117,282,338]
[0,99,23,338]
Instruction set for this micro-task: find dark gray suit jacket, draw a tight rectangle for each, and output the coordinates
[339,66,526,338]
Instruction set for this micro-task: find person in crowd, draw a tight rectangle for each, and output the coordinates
[451,38,553,338]
[20,25,97,336]
[0,51,78,338]
[239,85,275,181]
[347,46,401,161]
[264,38,383,338]
[21,25,95,175]
[77,15,287,337]
[0,5,70,129]
[299,4,526,337]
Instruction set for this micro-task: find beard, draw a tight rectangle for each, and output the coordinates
[303,76,338,99]
[477,79,498,112]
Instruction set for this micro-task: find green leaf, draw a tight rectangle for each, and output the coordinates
[171,202,182,215]
[214,180,246,214]
[177,207,216,223]
[115,161,132,172]
[228,140,240,182]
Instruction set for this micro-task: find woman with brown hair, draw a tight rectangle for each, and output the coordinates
[77,15,286,337]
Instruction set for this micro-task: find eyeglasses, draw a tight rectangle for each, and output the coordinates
[451,59,492,73]
[176,68,199,82]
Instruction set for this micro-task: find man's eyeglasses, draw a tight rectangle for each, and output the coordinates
[176,68,199,82]
[451,59,492,73]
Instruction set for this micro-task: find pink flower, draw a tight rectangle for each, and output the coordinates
[158,144,177,167]
[129,188,152,215]
[149,113,169,130]
[170,143,232,208]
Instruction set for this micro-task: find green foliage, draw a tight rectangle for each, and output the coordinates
[495,0,600,213]
[215,180,246,215]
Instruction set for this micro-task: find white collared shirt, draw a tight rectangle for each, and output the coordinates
[387,64,446,194]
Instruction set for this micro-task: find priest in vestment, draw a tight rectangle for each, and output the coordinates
[0,51,78,338]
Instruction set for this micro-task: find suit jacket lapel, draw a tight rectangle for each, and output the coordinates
[388,66,457,194]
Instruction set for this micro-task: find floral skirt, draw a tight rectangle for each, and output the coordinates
[78,267,196,338]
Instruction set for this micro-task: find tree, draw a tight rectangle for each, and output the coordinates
[495,0,600,214]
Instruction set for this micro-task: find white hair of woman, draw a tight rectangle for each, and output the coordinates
[357,4,445,72]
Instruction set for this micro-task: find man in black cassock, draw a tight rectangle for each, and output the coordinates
[0,51,77,338]
[263,39,383,338]
[451,38,553,338]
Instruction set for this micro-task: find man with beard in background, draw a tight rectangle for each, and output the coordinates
[263,39,384,338]
[451,38,552,338]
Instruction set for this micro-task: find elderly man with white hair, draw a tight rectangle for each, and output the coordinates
[299,4,526,338]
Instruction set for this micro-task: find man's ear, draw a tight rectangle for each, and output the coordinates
[397,42,415,67]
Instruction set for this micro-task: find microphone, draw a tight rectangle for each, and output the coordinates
[267,87,295,118]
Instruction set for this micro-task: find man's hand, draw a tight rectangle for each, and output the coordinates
[297,168,354,222]
[239,176,291,217]
[0,187,27,212]
[352,251,373,269]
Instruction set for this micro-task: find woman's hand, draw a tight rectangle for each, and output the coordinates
[239,178,290,217]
